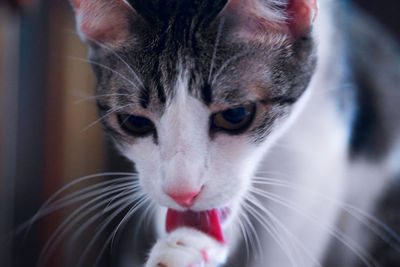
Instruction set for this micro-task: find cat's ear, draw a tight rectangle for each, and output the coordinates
[70,0,135,46]
[286,0,318,37]
[224,0,318,41]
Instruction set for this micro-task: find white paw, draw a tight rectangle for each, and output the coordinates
[145,228,228,267]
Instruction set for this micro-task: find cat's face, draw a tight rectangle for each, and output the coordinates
[72,0,316,221]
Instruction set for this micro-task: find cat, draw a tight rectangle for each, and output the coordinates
[68,0,400,266]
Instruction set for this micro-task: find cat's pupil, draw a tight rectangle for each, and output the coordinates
[128,115,151,128]
[222,108,248,124]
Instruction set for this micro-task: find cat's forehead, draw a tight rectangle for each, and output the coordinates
[94,27,285,114]
[90,0,316,116]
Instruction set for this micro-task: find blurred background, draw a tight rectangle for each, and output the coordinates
[0,0,399,267]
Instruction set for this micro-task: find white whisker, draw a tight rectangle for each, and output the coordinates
[208,17,225,83]
[243,201,299,267]
[82,103,134,132]
[132,198,155,251]
[211,49,253,85]
[75,194,147,267]
[252,176,400,252]
[38,186,138,267]
[40,179,139,218]
[110,195,150,249]
[86,38,145,89]
[21,173,135,236]
[104,184,140,210]
[74,93,132,104]
[246,193,322,267]
[67,56,140,90]
[237,214,251,262]
[92,196,151,267]
[239,207,263,260]
[70,190,142,244]
[250,187,379,267]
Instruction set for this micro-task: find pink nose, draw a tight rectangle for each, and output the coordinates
[167,190,201,208]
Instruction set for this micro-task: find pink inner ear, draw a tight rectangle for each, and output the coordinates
[224,0,318,41]
[70,0,82,8]
[287,0,318,37]
[73,0,133,44]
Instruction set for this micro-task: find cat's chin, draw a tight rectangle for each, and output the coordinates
[165,207,231,243]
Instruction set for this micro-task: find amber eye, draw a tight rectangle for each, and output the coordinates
[211,104,255,133]
[117,114,155,136]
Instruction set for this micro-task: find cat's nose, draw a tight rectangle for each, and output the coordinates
[167,189,202,208]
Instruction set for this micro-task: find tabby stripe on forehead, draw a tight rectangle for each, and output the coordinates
[201,82,212,106]
[262,96,297,106]
[156,84,166,104]
[139,87,151,109]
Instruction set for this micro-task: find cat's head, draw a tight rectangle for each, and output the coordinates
[71,0,317,219]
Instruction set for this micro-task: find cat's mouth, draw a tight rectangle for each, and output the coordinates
[165,208,230,243]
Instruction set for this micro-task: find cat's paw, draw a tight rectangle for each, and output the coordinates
[145,228,228,267]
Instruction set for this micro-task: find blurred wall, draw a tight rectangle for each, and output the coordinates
[0,1,108,266]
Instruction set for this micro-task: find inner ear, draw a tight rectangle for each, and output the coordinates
[70,0,135,46]
[287,0,318,37]
[223,0,318,41]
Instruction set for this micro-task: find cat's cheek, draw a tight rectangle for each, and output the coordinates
[122,138,162,185]
[123,139,157,166]
[198,137,264,208]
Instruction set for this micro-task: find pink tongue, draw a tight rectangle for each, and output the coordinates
[166,209,225,243]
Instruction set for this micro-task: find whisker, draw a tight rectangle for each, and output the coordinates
[38,186,137,267]
[132,199,155,250]
[92,197,150,267]
[86,38,145,89]
[20,173,135,236]
[250,187,379,267]
[70,189,142,245]
[82,103,134,132]
[252,176,400,252]
[74,194,147,267]
[245,194,322,267]
[75,201,135,267]
[237,214,251,262]
[246,198,304,267]
[104,186,138,210]
[211,49,253,85]
[255,170,290,178]
[74,93,132,104]
[242,201,299,267]
[67,56,139,90]
[343,205,400,251]
[109,194,150,249]
[39,179,139,219]
[239,207,263,261]
[208,17,225,83]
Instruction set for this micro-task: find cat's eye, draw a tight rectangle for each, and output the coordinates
[211,104,256,133]
[117,114,155,136]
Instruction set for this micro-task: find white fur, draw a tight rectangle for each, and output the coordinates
[247,0,289,23]
[145,228,228,267]
[246,3,351,266]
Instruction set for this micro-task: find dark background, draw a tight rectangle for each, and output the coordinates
[0,1,399,267]
[355,0,400,42]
